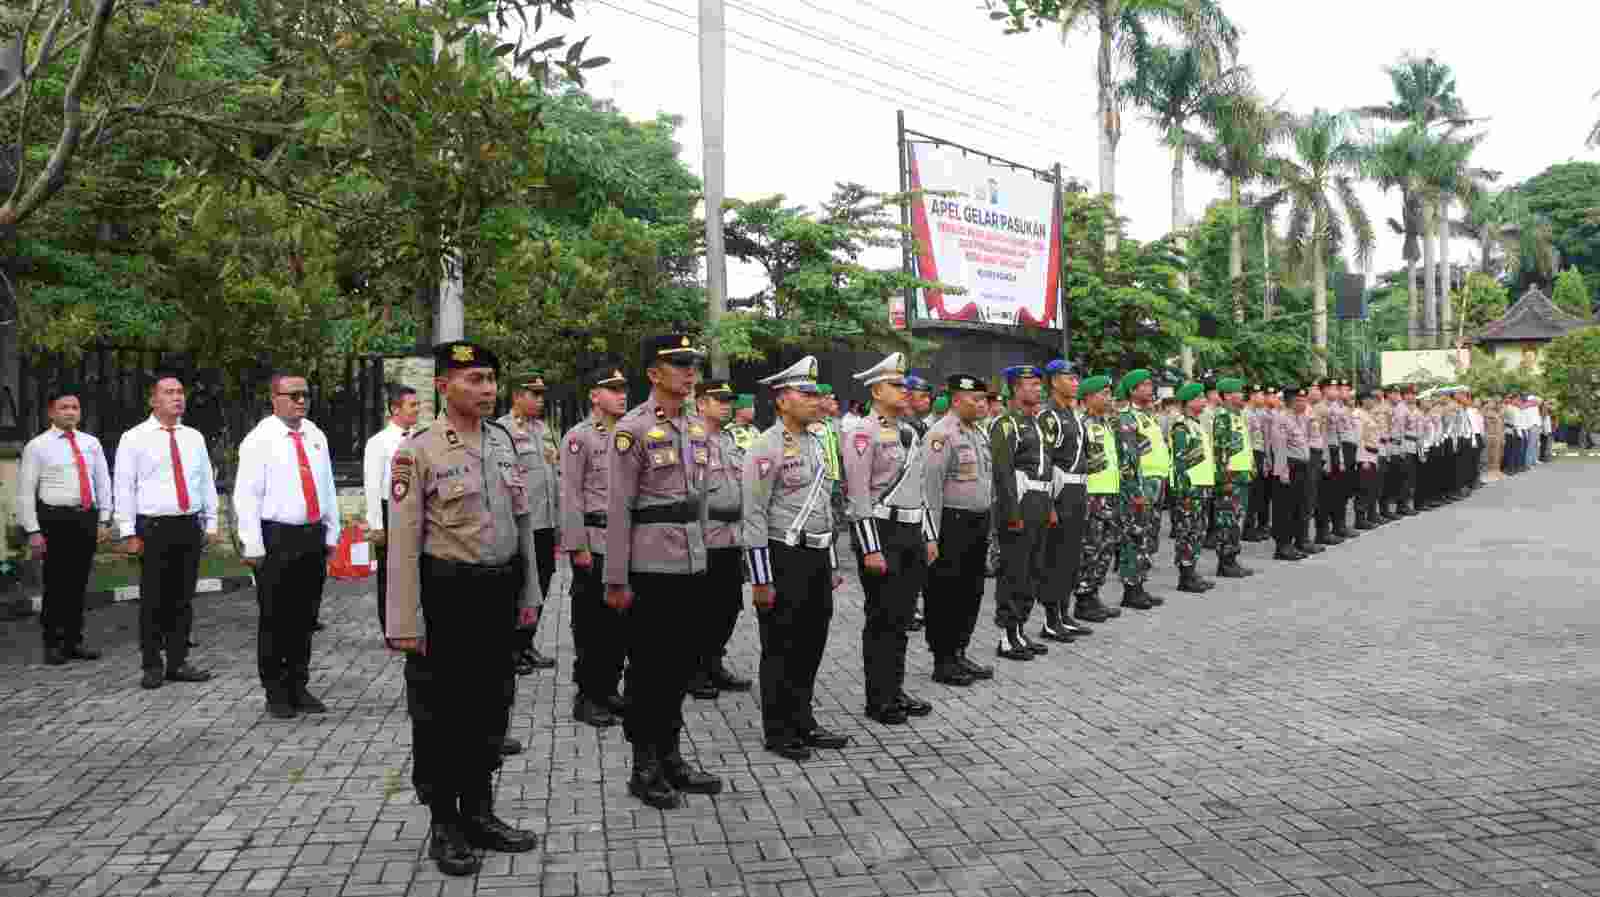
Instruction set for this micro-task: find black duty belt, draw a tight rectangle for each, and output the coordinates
[583,511,607,529]
[708,508,742,523]
[422,554,520,578]
[632,500,702,525]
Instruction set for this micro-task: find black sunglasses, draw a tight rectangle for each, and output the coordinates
[276,391,309,402]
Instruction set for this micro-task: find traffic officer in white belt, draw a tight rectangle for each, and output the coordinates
[742,356,851,761]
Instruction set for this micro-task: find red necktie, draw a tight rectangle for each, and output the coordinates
[289,431,321,523]
[64,431,92,510]
[164,427,191,512]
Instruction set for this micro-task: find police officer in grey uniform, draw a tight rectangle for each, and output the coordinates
[844,352,938,725]
[743,357,851,761]
[923,373,996,687]
[499,370,560,674]
[385,342,540,876]
[687,379,754,700]
[605,334,722,809]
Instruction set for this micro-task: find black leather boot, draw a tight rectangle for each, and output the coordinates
[996,624,1032,661]
[1176,567,1208,593]
[428,820,481,876]
[956,652,995,679]
[1038,605,1076,643]
[1121,585,1155,610]
[660,732,722,795]
[1274,542,1306,561]
[460,787,538,852]
[1072,595,1111,623]
[932,657,976,686]
[1216,556,1255,578]
[628,744,681,809]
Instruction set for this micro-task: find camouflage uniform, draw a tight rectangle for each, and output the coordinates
[1168,415,1212,573]
[1073,413,1124,603]
[1116,406,1166,588]
[1212,403,1251,566]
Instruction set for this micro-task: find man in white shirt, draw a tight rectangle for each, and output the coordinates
[364,383,421,636]
[115,373,222,690]
[233,372,340,719]
[17,386,113,665]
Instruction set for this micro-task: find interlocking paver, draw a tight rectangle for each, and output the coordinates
[3,462,1599,897]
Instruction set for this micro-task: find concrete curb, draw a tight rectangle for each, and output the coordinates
[22,575,257,615]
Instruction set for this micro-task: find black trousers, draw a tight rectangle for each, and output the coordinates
[376,501,389,636]
[1251,451,1271,530]
[1340,444,1358,520]
[701,546,746,675]
[858,520,925,712]
[1304,450,1322,539]
[137,514,204,674]
[1359,463,1381,519]
[1400,453,1418,504]
[1272,462,1305,546]
[1504,434,1521,473]
[37,505,98,650]
[623,571,709,746]
[757,543,833,742]
[254,521,328,695]
[995,491,1052,628]
[926,507,990,660]
[570,551,626,701]
[513,527,557,655]
[407,555,518,817]
[1044,485,1087,613]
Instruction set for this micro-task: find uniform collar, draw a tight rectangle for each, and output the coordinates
[264,415,319,438]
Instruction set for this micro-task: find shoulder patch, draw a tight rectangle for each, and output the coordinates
[853,432,870,456]
[756,457,773,478]
[444,429,461,447]
[930,437,945,453]
[614,431,634,454]
[568,438,581,454]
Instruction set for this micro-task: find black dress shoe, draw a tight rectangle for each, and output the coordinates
[572,696,618,728]
[932,662,976,686]
[801,726,851,749]
[266,699,297,719]
[895,693,932,716]
[660,749,722,795]
[166,665,213,683]
[140,670,165,690]
[1073,599,1111,623]
[293,689,327,713]
[766,739,812,761]
[1273,546,1306,561]
[687,673,719,700]
[865,703,909,725]
[1018,629,1049,655]
[1138,586,1167,606]
[43,646,67,666]
[461,812,538,852]
[628,747,681,809]
[709,665,752,692]
[1120,587,1155,610]
[499,737,524,756]
[65,645,102,661]
[956,654,995,679]
[429,822,482,876]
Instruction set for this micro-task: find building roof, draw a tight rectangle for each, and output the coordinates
[1473,285,1592,344]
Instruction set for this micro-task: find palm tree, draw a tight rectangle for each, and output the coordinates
[1190,89,1290,319]
[1364,124,1431,346]
[1262,109,1375,374]
[1454,190,1559,281]
[1424,130,1492,344]
[986,0,1239,250]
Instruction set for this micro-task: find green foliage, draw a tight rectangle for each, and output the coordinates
[1456,272,1510,334]
[1517,161,1600,303]
[7,240,175,354]
[1451,348,1539,400]
[713,183,946,363]
[1537,327,1600,432]
[1552,267,1592,319]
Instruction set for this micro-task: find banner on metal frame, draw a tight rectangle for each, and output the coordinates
[906,142,1062,329]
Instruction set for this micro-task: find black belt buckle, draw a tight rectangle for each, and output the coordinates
[583,511,608,529]
[709,508,741,523]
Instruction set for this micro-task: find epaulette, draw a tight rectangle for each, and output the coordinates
[485,419,514,441]
[408,426,430,439]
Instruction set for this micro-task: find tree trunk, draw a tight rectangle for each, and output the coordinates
[1261,208,1272,319]
[1405,260,1420,348]
[1312,227,1329,376]
[1096,7,1118,253]
[1437,197,1453,345]
[1172,142,1193,374]
[1421,202,1438,347]
[1225,178,1244,320]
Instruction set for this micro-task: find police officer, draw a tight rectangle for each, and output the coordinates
[1168,383,1217,593]
[1071,375,1129,620]
[1115,369,1167,609]
[606,334,721,809]
[844,352,937,725]
[385,341,540,876]
[1211,378,1255,578]
[990,364,1057,660]
[1245,385,1274,541]
[560,366,630,728]
[923,374,996,685]
[688,379,753,700]
[1355,390,1384,527]
[1040,359,1093,641]
[727,394,759,452]
[906,374,936,435]
[1270,386,1311,561]
[500,370,560,674]
[743,357,850,761]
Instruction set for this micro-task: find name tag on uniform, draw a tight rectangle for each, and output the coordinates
[879,428,898,443]
[692,443,709,465]
[648,444,679,467]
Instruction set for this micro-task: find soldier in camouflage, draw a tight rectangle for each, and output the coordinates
[1211,377,1256,578]
[1167,383,1217,593]
[1114,369,1166,610]
[1070,376,1127,621]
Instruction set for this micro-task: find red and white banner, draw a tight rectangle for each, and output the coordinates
[907,143,1061,328]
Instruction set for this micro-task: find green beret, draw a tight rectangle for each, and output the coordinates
[932,394,950,414]
[1217,377,1245,395]
[1079,374,1112,395]
[816,384,834,396]
[732,394,755,409]
[1116,368,1151,399]
[1176,383,1205,403]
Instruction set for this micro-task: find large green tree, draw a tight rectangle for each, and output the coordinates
[1540,326,1600,436]
[1517,161,1600,309]
[1189,89,1288,319]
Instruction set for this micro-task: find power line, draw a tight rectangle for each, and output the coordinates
[730,0,1085,137]
[628,0,1074,156]
[810,0,1094,102]
[590,0,1074,163]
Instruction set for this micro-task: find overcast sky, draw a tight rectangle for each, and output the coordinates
[551,0,1598,297]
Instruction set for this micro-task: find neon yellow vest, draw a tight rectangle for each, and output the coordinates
[1182,419,1216,487]
[1135,410,1171,478]
[1227,410,1253,473]
[1087,419,1121,495]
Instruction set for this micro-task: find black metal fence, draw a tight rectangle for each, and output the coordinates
[4,347,389,486]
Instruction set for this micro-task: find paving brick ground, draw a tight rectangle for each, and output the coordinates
[2,460,1598,897]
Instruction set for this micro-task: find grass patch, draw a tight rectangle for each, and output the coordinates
[87,554,253,593]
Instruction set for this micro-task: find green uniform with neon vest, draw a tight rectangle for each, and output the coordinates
[1070,375,1141,620]
[1169,383,1217,591]
[1211,378,1255,576]
[1114,369,1169,600]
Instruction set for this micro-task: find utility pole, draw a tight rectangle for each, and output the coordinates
[433,30,465,344]
[699,0,729,378]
